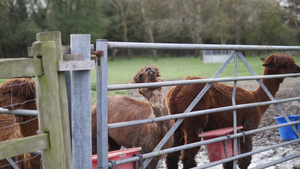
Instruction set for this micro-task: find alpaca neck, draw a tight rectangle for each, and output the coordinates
[254,76,284,115]
[140,88,173,129]
[142,88,169,117]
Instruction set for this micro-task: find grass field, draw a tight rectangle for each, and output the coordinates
[1,55,299,103]
[98,55,267,85]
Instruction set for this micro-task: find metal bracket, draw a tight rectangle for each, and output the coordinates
[91,50,104,58]
[58,60,95,71]
[58,53,95,71]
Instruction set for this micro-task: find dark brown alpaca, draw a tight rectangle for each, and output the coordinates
[165,54,300,169]
[91,66,174,169]
[0,78,40,169]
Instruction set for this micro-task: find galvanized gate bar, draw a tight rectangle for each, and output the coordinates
[6,157,19,169]
[108,42,300,51]
[193,139,300,169]
[108,123,300,167]
[96,39,109,169]
[232,52,238,168]
[99,42,300,168]
[70,34,92,169]
[108,97,300,129]
[107,73,300,90]
[253,153,300,169]
[0,109,38,116]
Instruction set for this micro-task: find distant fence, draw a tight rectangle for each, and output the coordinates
[202,50,233,63]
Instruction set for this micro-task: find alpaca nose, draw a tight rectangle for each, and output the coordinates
[148,69,156,76]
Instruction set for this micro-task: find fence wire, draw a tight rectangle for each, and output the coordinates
[0,79,41,169]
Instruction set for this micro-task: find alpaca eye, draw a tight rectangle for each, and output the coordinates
[138,74,144,81]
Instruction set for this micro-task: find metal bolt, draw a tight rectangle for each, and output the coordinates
[65,64,68,68]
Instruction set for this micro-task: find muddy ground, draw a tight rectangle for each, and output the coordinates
[127,78,300,169]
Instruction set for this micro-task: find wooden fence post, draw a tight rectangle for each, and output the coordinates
[70,34,92,169]
[33,31,72,169]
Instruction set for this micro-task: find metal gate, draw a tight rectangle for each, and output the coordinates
[95,42,300,169]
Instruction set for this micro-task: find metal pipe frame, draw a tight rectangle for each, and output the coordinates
[107,42,300,51]
[97,43,300,168]
[0,109,38,116]
[193,139,300,169]
[107,73,300,91]
[108,96,300,129]
[108,122,300,167]
[253,153,300,169]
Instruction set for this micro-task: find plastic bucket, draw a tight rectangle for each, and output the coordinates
[199,126,243,162]
[274,115,300,141]
[92,147,142,169]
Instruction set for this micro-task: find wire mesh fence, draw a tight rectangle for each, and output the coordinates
[0,78,41,169]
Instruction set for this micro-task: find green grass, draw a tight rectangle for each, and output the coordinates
[91,55,277,85]
[1,55,299,104]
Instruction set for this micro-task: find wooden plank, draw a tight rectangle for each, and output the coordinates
[0,58,43,78]
[36,31,73,169]
[0,134,49,160]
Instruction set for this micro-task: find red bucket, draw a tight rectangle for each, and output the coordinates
[92,147,142,169]
[199,126,243,162]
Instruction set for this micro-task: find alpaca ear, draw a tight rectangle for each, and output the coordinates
[133,75,139,83]
[260,58,266,62]
[155,67,161,77]
[133,74,143,83]
[262,62,274,68]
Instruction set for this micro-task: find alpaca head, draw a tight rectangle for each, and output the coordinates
[133,66,163,99]
[261,54,300,74]
[0,78,36,122]
[133,66,161,83]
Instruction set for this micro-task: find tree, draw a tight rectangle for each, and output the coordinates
[0,0,40,58]
[106,0,134,60]
[282,0,300,45]
[46,0,110,45]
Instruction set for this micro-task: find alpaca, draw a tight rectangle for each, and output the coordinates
[0,78,40,169]
[165,54,300,169]
[91,66,174,169]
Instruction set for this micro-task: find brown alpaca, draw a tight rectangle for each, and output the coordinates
[0,78,40,169]
[91,66,174,169]
[165,54,300,169]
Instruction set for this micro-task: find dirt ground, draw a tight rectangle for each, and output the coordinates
[127,77,300,169]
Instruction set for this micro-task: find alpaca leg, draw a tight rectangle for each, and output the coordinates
[166,129,184,169]
[146,156,160,169]
[222,161,233,169]
[238,135,253,169]
[108,136,121,151]
[181,129,200,169]
[181,115,207,169]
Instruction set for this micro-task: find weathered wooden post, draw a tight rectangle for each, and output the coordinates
[70,34,92,169]
[33,31,72,169]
